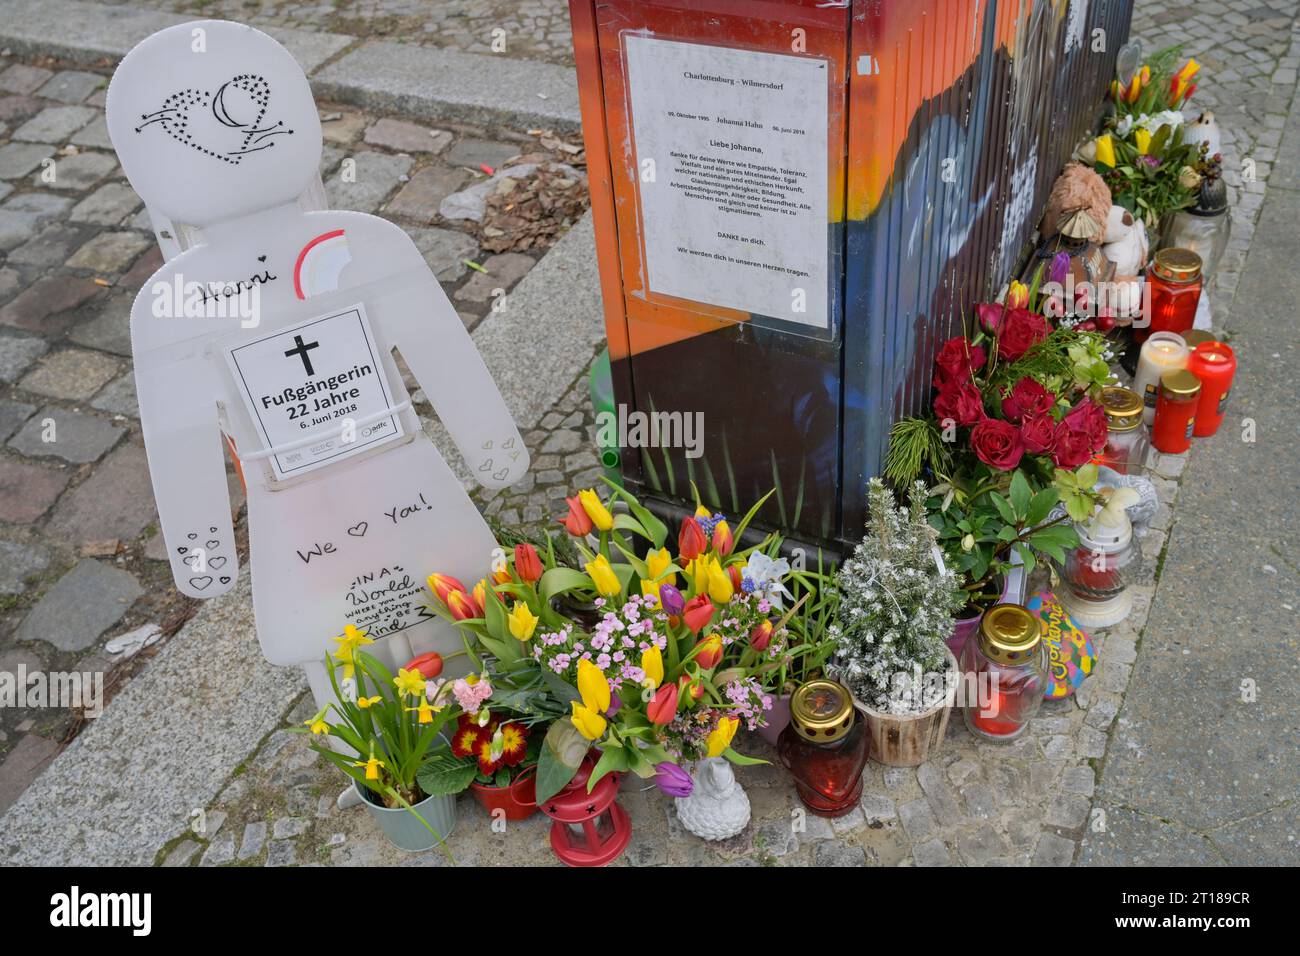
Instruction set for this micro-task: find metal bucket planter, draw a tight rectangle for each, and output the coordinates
[854,647,960,768]
[355,783,456,853]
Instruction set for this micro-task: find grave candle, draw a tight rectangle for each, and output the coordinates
[1187,341,1237,437]
[1095,386,1149,474]
[1152,369,1201,453]
[1141,248,1202,342]
[960,604,1048,742]
[1133,331,1189,426]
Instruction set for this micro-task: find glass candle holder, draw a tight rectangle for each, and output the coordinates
[1141,248,1203,342]
[1096,386,1149,474]
[1133,331,1189,426]
[960,604,1048,742]
[1163,206,1230,277]
[777,679,870,816]
[1187,340,1237,437]
[1057,514,1144,629]
[1152,368,1201,453]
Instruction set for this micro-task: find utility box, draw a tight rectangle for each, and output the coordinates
[570,0,1133,546]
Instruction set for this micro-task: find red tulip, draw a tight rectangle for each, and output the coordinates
[559,495,594,536]
[692,633,723,669]
[677,674,704,703]
[678,517,707,560]
[712,520,734,557]
[405,652,444,679]
[727,563,742,593]
[427,573,467,605]
[446,589,482,621]
[514,543,542,583]
[646,682,679,726]
[750,620,774,652]
[683,595,715,635]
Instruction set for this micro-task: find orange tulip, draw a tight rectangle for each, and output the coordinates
[427,573,467,604]
[678,517,707,561]
[693,633,723,670]
[711,519,734,557]
[683,595,715,635]
[514,543,543,583]
[446,589,482,621]
[646,683,679,726]
[559,495,594,536]
[750,619,774,652]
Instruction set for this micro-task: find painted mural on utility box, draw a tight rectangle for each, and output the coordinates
[571,0,1132,546]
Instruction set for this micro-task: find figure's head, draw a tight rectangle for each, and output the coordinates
[106,20,321,228]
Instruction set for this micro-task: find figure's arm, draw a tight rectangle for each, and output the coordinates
[135,350,239,599]
[383,281,530,489]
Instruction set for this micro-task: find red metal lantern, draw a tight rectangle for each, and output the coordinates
[539,755,631,867]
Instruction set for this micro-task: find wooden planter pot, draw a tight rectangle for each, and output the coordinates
[854,647,959,768]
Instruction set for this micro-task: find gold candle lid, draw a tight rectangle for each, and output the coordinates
[978,604,1042,665]
[1160,368,1202,397]
[1152,247,1203,283]
[790,679,855,743]
[1100,386,1143,432]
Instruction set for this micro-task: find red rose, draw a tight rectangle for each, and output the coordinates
[1063,397,1109,452]
[1019,412,1060,455]
[934,337,986,384]
[1051,426,1094,469]
[934,381,984,426]
[970,418,1025,471]
[996,308,1050,362]
[1001,377,1055,422]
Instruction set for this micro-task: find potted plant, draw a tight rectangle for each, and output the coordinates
[298,636,460,854]
[828,480,966,767]
[417,708,541,821]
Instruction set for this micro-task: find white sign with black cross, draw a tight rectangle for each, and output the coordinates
[225,302,404,480]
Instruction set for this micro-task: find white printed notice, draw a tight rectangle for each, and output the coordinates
[624,35,829,329]
[227,303,404,480]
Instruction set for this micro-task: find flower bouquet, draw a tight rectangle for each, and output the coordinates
[885,284,1107,617]
[425,480,836,805]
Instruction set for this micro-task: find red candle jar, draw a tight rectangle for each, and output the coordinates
[1187,341,1236,437]
[1151,369,1201,453]
[960,604,1047,742]
[1140,248,1202,342]
[777,679,870,816]
[1095,386,1149,474]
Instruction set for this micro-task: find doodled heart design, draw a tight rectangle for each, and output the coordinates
[347,522,368,537]
[183,553,202,569]
[481,440,494,449]
[509,450,521,461]
[220,576,231,584]
[189,576,213,591]
[493,468,509,481]
[209,526,218,532]
[478,459,493,472]
[503,437,516,449]
[206,540,220,550]
[208,556,227,570]
[133,74,293,166]
[177,546,188,554]
[187,533,197,539]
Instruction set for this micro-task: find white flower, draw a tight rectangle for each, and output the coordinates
[742,552,794,610]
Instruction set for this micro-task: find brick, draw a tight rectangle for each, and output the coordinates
[12,105,97,143]
[65,230,152,275]
[8,405,124,464]
[0,65,54,95]
[453,251,535,303]
[0,95,44,124]
[0,456,70,523]
[0,142,55,179]
[38,151,118,191]
[7,222,90,267]
[445,138,521,170]
[320,110,366,144]
[385,165,469,220]
[18,348,120,401]
[0,397,35,441]
[90,373,139,418]
[14,558,143,652]
[0,329,48,383]
[69,182,141,225]
[46,444,156,546]
[325,151,413,213]
[36,71,104,105]
[0,275,103,335]
[364,118,452,154]
[0,735,60,814]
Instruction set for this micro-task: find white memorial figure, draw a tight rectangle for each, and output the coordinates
[106,21,528,708]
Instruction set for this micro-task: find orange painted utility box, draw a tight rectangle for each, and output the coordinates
[571,0,1132,545]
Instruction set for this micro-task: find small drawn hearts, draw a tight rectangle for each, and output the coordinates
[189,576,213,591]
[183,553,202,569]
[503,437,515,449]
[481,440,494,450]
[493,468,509,481]
[257,255,267,263]
[206,540,220,550]
[187,533,197,539]
[220,576,231,584]
[509,450,521,461]
[209,526,218,533]
[208,556,227,570]
[347,522,368,537]
[478,459,493,472]
[177,546,188,554]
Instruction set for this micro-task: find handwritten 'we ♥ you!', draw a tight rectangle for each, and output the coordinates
[295,492,434,565]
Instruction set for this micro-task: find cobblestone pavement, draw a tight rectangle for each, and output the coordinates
[112,0,577,66]
[0,49,593,811]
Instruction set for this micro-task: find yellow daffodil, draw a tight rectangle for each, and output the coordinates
[355,757,384,780]
[1094,134,1116,168]
[705,716,739,758]
[585,553,621,597]
[330,624,373,678]
[578,489,614,531]
[304,707,330,735]
[570,701,607,741]
[645,547,675,585]
[356,695,382,709]
[641,644,664,689]
[706,559,734,603]
[508,601,539,641]
[576,658,611,713]
[406,700,435,724]
[394,667,427,698]
[1134,127,1152,155]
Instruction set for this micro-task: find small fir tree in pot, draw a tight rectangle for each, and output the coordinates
[830,480,965,717]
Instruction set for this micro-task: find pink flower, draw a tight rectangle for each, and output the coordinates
[452,676,492,712]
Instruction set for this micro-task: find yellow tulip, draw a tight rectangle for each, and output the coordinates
[578,489,614,532]
[685,556,710,592]
[641,644,664,689]
[645,547,675,585]
[473,578,489,611]
[585,554,621,597]
[570,701,607,741]
[705,716,739,758]
[641,578,664,602]
[394,667,426,698]
[576,658,611,713]
[694,504,711,519]
[508,601,539,641]
[707,559,734,603]
[1134,127,1152,155]
[1006,280,1028,310]
[1094,134,1116,168]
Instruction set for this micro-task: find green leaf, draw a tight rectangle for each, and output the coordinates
[602,478,668,548]
[417,755,478,796]
[991,492,1016,526]
[534,720,588,804]
[1009,471,1031,520]
[722,746,768,766]
[587,746,631,791]
[1026,487,1060,528]
[539,567,592,602]
[612,512,651,542]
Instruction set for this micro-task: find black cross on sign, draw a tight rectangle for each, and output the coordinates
[284,334,320,375]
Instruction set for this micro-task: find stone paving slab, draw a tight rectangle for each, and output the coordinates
[0,576,306,866]
[13,557,143,652]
